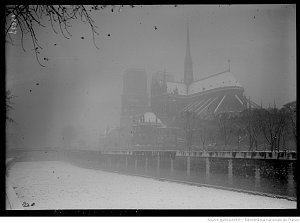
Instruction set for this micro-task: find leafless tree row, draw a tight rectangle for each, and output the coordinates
[180,102,296,152]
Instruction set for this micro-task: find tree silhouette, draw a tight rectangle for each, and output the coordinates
[5,5,129,123]
[6,90,15,125]
[283,101,296,145]
[5,5,120,67]
[215,112,234,146]
[194,119,216,151]
[257,107,288,152]
[179,111,196,151]
[237,108,261,151]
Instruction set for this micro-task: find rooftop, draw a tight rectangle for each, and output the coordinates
[166,70,243,96]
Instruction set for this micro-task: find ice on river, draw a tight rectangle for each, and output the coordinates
[8,161,296,209]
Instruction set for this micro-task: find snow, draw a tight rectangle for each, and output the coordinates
[142,112,162,124]
[166,72,243,96]
[8,161,296,209]
[188,71,242,95]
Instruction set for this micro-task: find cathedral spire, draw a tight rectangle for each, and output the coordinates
[184,19,194,86]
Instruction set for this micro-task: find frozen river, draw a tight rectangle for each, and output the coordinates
[7,161,296,209]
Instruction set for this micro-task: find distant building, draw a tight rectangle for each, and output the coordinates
[131,112,183,150]
[153,71,175,83]
[104,22,261,150]
[151,22,252,126]
[102,69,149,150]
[120,68,149,128]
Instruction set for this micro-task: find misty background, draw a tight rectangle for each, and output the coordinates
[6,5,296,149]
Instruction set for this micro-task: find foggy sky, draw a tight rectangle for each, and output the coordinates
[6,5,296,148]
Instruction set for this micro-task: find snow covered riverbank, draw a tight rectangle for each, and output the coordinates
[8,161,296,209]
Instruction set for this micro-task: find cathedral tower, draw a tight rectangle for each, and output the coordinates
[120,69,149,128]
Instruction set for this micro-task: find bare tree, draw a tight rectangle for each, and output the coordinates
[258,107,287,152]
[194,119,216,151]
[230,116,246,150]
[6,90,15,125]
[283,101,296,146]
[215,112,234,146]
[238,108,262,151]
[179,111,196,151]
[5,5,126,67]
[198,126,207,151]
[4,5,128,125]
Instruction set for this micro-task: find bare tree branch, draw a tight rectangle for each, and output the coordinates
[5,5,105,66]
[6,90,16,125]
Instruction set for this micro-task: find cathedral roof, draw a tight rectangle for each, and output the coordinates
[188,71,242,95]
[166,71,243,96]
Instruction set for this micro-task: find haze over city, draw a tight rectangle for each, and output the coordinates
[6,5,296,148]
